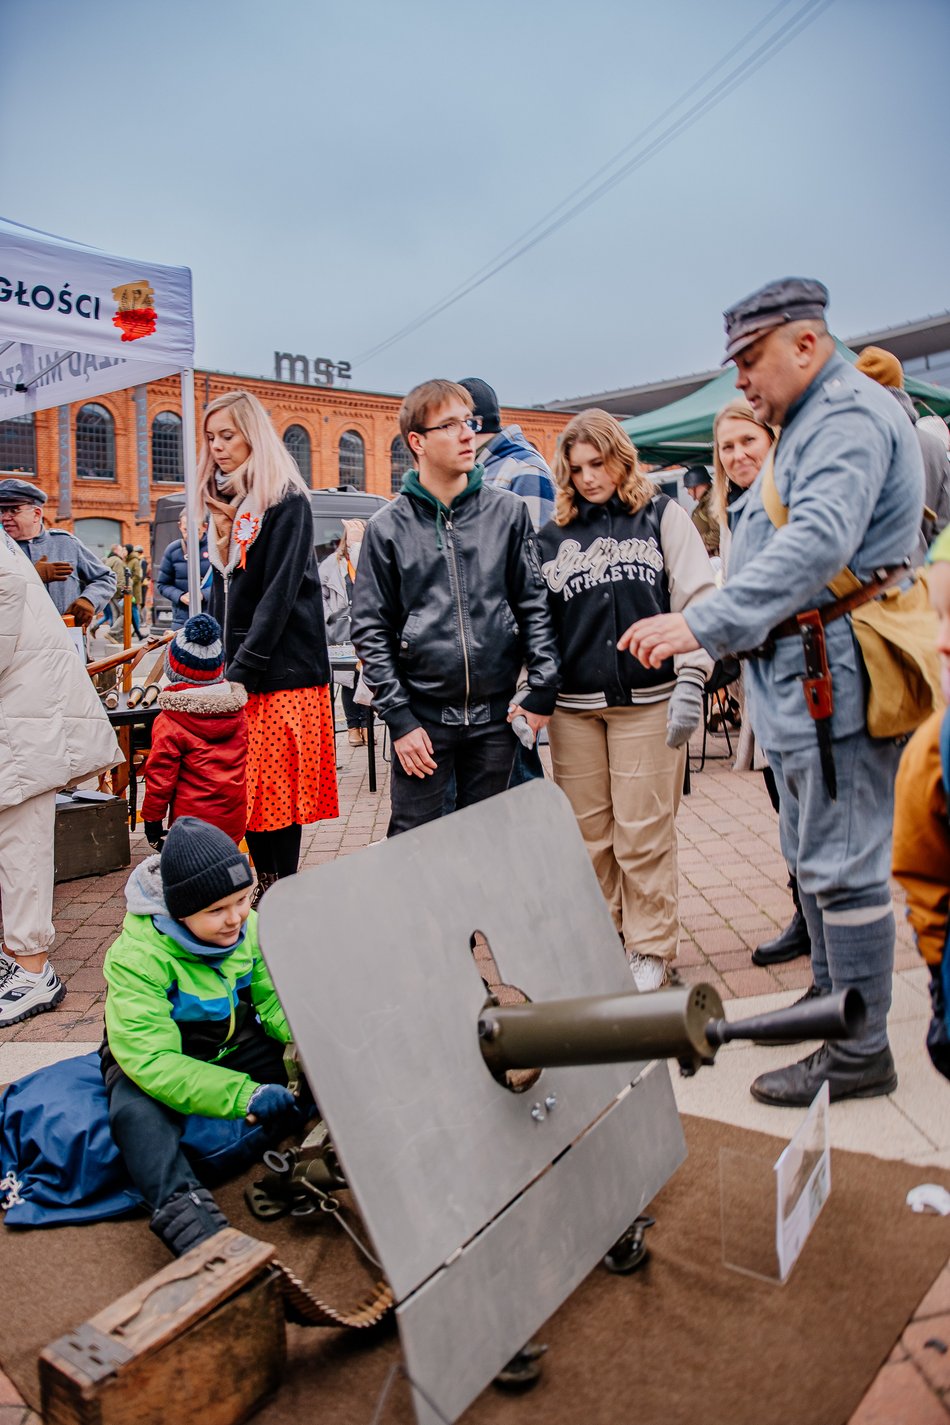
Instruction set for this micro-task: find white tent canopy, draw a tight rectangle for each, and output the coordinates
[0,215,193,417]
[0,215,201,602]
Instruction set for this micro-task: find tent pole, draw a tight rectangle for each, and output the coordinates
[180,368,201,614]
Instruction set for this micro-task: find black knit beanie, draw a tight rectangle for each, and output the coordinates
[458,377,501,434]
[160,817,253,920]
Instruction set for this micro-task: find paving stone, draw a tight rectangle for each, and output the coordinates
[904,1316,950,1393]
[704,950,755,973]
[916,1267,950,1321]
[775,963,815,990]
[698,930,747,954]
[0,1373,24,1406]
[60,968,113,993]
[720,967,784,998]
[848,1360,950,1424]
[4,1018,80,1042]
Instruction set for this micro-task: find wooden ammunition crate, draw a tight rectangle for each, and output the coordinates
[54,793,130,884]
[39,1229,285,1425]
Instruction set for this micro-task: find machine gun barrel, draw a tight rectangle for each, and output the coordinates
[704,985,864,1048]
[477,986,863,1078]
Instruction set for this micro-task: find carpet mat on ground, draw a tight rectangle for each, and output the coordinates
[2,1114,949,1425]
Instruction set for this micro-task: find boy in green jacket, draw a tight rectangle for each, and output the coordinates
[101,816,298,1256]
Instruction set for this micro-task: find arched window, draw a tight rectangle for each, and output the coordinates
[75,403,115,481]
[151,410,184,483]
[0,414,36,473]
[390,435,413,494]
[338,430,365,490]
[283,424,312,486]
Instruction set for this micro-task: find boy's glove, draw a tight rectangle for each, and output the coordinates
[666,680,704,749]
[246,1083,297,1126]
[144,820,166,850]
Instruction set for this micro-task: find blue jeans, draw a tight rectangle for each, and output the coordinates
[767,729,903,1052]
[388,719,517,837]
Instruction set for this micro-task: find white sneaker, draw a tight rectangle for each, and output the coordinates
[0,962,66,1026]
[629,953,667,993]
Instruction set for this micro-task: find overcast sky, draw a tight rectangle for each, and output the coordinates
[3,0,948,406]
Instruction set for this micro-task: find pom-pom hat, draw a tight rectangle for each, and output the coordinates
[166,613,225,685]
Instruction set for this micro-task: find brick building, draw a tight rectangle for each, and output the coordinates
[0,371,571,553]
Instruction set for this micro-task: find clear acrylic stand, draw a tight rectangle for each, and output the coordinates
[720,1081,831,1284]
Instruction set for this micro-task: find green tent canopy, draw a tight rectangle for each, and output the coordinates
[623,340,950,468]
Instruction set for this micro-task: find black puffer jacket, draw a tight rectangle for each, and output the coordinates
[351,472,559,739]
[209,491,329,694]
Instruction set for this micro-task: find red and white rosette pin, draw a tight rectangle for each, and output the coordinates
[233,511,261,569]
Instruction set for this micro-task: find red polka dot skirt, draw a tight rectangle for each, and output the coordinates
[245,685,339,832]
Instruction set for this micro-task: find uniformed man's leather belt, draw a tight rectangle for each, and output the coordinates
[738,564,907,660]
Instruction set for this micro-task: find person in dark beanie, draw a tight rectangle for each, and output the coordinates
[100,817,300,1256]
[458,377,556,529]
[141,614,248,848]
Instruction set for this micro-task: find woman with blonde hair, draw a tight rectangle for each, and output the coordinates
[537,409,716,991]
[196,389,338,898]
[708,398,810,969]
[711,398,775,569]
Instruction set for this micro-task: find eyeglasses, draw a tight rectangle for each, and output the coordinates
[417,416,482,437]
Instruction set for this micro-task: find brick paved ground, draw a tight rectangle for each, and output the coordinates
[0,728,941,1420]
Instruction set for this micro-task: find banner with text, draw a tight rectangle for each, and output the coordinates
[0,216,193,418]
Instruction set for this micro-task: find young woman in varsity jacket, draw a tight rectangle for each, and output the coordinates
[538,409,716,992]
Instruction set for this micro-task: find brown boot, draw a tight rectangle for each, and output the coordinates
[347,728,363,747]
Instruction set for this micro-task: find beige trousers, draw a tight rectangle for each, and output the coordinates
[548,701,685,962]
[0,791,56,958]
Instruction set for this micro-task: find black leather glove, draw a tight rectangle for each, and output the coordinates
[144,820,166,850]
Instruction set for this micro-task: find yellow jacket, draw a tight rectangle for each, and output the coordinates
[893,708,950,966]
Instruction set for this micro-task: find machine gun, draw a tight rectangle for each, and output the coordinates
[477,984,863,1079]
[259,780,860,1425]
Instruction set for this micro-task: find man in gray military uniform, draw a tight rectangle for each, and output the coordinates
[621,278,923,1106]
[0,478,116,628]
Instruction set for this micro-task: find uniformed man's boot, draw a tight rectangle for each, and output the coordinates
[752,875,811,966]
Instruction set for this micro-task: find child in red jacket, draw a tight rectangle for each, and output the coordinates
[142,614,248,848]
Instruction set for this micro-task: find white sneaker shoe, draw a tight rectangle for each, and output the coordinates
[629,953,667,993]
[0,962,66,1026]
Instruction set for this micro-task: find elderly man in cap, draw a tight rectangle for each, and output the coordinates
[683,465,719,556]
[621,278,923,1106]
[0,478,116,629]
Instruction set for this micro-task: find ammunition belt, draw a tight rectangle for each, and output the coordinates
[247,1132,394,1331]
[275,1260,394,1329]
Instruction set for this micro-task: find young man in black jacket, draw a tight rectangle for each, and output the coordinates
[351,379,560,836]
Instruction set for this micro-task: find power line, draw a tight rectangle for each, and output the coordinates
[380,0,799,318]
[356,0,836,369]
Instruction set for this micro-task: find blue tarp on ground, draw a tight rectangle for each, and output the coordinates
[0,1052,300,1227]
